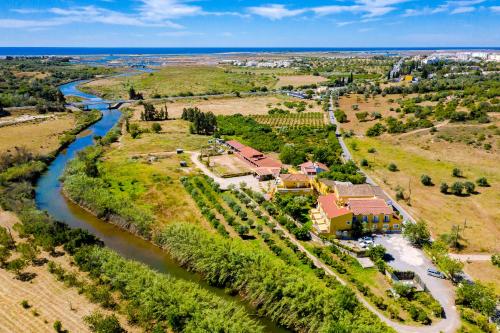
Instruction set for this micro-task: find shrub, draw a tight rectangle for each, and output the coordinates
[151,122,162,133]
[84,311,125,333]
[456,282,497,317]
[387,163,398,172]
[21,300,31,309]
[440,182,449,194]
[492,254,500,267]
[450,182,464,196]
[367,148,376,153]
[420,174,433,186]
[476,177,489,187]
[366,123,386,137]
[53,321,63,333]
[452,168,462,177]
[463,181,475,194]
[360,159,369,167]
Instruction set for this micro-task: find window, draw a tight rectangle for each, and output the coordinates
[373,215,379,223]
[362,215,368,222]
[352,216,357,223]
[346,221,351,225]
[384,215,390,222]
[393,224,399,229]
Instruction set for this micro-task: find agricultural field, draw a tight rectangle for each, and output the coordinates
[253,112,327,128]
[0,113,75,155]
[345,122,500,253]
[0,210,137,333]
[80,65,277,99]
[129,95,323,119]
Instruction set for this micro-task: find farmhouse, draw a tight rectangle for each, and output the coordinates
[276,173,313,193]
[311,193,400,237]
[225,140,282,179]
[299,161,329,177]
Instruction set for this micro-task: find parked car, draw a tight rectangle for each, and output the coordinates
[427,268,446,279]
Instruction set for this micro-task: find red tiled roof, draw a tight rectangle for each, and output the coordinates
[226,140,245,150]
[318,194,350,219]
[255,156,282,168]
[347,198,393,215]
[299,161,329,171]
[280,173,310,182]
[239,146,264,159]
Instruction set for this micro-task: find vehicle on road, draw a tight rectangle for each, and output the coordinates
[427,268,446,279]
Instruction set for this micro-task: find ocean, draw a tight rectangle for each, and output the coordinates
[1,47,499,57]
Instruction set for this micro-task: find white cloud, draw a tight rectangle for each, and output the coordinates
[451,6,475,14]
[157,31,204,37]
[138,0,202,21]
[491,6,500,12]
[403,0,484,17]
[247,4,306,20]
[249,0,408,20]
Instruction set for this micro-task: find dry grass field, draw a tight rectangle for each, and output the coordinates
[463,261,500,295]
[276,75,328,88]
[345,122,500,253]
[0,114,75,155]
[337,94,415,133]
[209,154,251,177]
[130,95,323,119]
[0,210,138,333]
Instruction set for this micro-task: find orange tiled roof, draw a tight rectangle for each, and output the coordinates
[280,173,310,182]
[347,198,393,215]
[299,161,330,172]
[239,146,264,159]
[318,194,351,219]
[226,140,245,150]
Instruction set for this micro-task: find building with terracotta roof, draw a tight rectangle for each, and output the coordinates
[276,173,313,193]
[299,161,329,177]
[311,193,399,237]
[225,140,282,178]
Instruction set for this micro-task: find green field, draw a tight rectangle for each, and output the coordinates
[252,112,327,128]
[81,65,278,99]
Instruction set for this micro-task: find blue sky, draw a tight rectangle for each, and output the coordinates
[1,0,499,47]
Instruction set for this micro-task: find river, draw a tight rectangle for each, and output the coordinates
[35,79,288,333]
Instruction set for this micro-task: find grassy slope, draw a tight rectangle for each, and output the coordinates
[98,118,208,231]
[345,129,499,253]
[81,66,278,99]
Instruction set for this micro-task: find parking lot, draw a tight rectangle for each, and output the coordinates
[374,234,459,329]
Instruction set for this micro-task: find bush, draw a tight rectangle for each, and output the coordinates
[151,122,162,133]
[367,148,376,153]
[84,311,125,333]
[420,174,433,186]
[476,177,489,187]
[450,182,464,196]
[53,321,63,333]
[456,282,497,317]
[440,182,449,194]
[387,163,398,172]
[492,254,500,267]
[360,159,369,167]
[21,300,31,309]
[463,181,475,194]
[452,168,462,177]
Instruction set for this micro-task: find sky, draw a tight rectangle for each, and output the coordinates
[1,0,499,47]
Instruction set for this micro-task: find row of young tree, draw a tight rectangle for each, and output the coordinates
[155,222,391,332]
[180,107,217,135]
